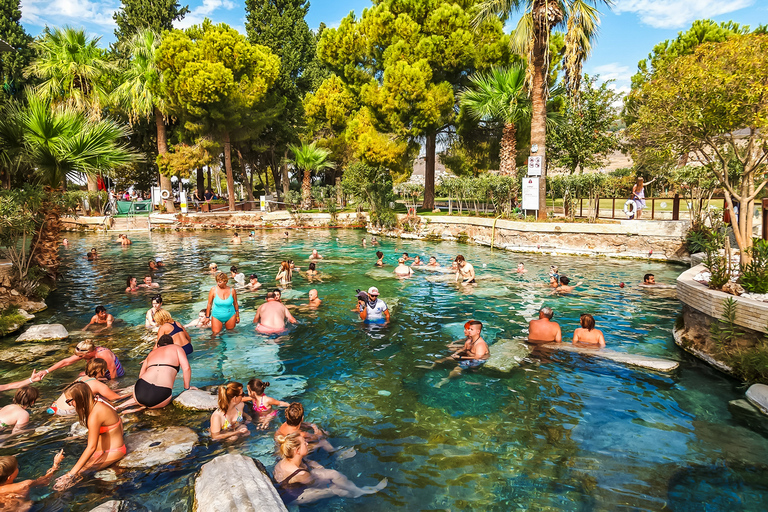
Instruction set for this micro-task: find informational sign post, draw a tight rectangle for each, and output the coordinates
[151,186,161,205]
[180,190,188,214]
[527,156,542,176]
[260,195,266,212]
[522,177,540,212]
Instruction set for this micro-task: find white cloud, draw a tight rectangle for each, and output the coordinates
[175,0,237,29]
[22,0,119,29]
[614,0,754,29]
[591,63,633,84]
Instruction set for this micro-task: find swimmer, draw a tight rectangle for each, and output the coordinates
[208,262,219,274]
[206,272,240,335]
[231,232,242,244]
[139,275,159,288]
[275,402,335,453]
[247,378,289,430]
[548,265,560,288]
[402,252,413,262]
[454,255,476,285]
[145,294,163,329]
[411,255,423,266]
[515,263,527,273]
[48,359,130,416]
[0,386,39,433]
[62,238,69,246]
[362,238,367,247]
[84,305,115,331]
[87,251,95,261]
[274,289,283,302]
[309,249,323,260]
[357,287,389,324]
[305,262,318,277]
[247,274,262,291]
[185,309,212,329]
[154,257,165,267]
[375,251,384,267]
[0,450,64,512]
[53,382,126,490]
[274,432,385,505]
[528,307,562,345]
[276,261,292,286]
[253,291,297,333]
[371,236,377,244]
[116,234,131,245]
[148,260,158,271]
[248,231,255,240]
[230,265,246,286]
[555,276,581,294]
[572,314,606,348]
[642,273,657,286]
[210,382,251,441]
[394,258,413,276]
[427,256,440,267]
[90,248,98,259]
[43,340,125,380]
[125,276,139,293]
[305,289,322,308]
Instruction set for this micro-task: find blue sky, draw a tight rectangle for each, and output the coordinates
[18,0,768,96]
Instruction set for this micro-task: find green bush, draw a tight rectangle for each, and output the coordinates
[703,243,732,290]
[726,342,768,383]
[710,297,744,347]
[686,225,724,254]
[740,238,768,293]
[0,307,28,336]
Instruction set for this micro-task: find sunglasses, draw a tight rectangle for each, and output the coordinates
[65,397,76,406]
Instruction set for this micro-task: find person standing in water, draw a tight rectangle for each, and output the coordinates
[253,291,297,334]
[454,255,476,285]
[206,272,240,335]
[358,287,389,324]
[84,306,115,331]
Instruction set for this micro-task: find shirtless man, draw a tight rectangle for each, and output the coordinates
[401,252,413,262]
[555,276,581,294]
[437,320,489,387]
[455,255,476,285]
[642,273,657,286]
[84,305,114,331]
[253,291,297,333]
[309,249,323,260]
[427,256,440,267]
[0,387,38,434]
[139,275,159,288]
[117,234,131,245]
[231,232,242,244]
[274,402,335,453]
[528,307,562,345]
[305,289,322,308]
[247,274,262,291]
[515,263,527,273]
[0,450,64,512]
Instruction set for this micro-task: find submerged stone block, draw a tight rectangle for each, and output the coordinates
[118,426,198,468]
[15,323,68,342]
[543,343,679,372]
[485,339,532,372]
[746,384,768,416]
[174,389,218,411]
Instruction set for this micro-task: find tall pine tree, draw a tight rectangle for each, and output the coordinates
[0,0,32,102]
[113,0,190,43]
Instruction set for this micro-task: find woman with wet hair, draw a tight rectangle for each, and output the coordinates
[206,272,240,335]
[572,314,606,348]
[275,261,292,286]
[0,386,39,433]
[43,340,124,381]
[155,309,193,355]
[53,382,125,490]
[210,382,250,441]
[49,359,130,416]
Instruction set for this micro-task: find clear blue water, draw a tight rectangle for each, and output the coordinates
[2,229,768,511]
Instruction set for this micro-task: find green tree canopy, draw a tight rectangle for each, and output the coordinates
[113,0,190,43]
[0,0,33,103]
[157,20,280,211]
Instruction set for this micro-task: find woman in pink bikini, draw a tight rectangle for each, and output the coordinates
[247,378,289,429]
[53,382,125,490]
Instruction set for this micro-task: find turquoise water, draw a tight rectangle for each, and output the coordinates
[2,229,768,511]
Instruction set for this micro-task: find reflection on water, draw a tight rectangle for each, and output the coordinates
[1,230,767,511]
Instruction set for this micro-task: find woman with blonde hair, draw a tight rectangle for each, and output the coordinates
[48,359,130,416]
[209,382,250,441]
[155,309,193,355]
[43,340,124,381]
[53,382,125,490]
[275,261,292,286]
[205,272,240,335]
[572,313,606,348]
[274,432,387,505]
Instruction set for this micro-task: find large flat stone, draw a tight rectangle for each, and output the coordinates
[15,323,68,342]
[485,339,532,372]
[542,343,679,372]
[194,453,287,512]
[746,384,768,416]
[118,426,198,468]
[19,301,47,314]
[0,343,62,363]
[88,501,125,512]
[174,389,218,411]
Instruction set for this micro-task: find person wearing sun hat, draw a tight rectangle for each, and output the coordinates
[357,286,389,324]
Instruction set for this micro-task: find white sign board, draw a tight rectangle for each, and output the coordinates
[151,186,162,205]
[180,190,188,213]
[527,156,542,176]
[260,195,266,211]
[522,177,539,211]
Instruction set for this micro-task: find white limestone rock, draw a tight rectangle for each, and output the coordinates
[88,501,125,512]
[15,323,69,342]
[542,343,679,372]
[20,301,47,314]
[118,426,198,469]
[485,339,533,372]
[194,453,288,512]
[17,309,34,321]
[0,343,61,363]
[70,421,88,437]
[174,389,218,411]
[746,384,768,416]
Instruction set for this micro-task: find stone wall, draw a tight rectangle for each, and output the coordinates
[375,215,690,262]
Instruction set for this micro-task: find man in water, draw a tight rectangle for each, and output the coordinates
[642,273,657,286]
[305,289,322,308]
[309,249,323,259]
[358,287,390,324]
[427,256,440,267]
[515,263,527,273]
[454,255,476,285]
[402,252,413,262]
[528,307,562,345]
[436,320,489,387]
[247,274,262,291]
[84,305,115,331]
[139,275,159,288]
[253,291,297,333]
[555,276,580,294]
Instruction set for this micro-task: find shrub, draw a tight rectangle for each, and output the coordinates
[710,297,744,348]
[686,225,724,254]
[740,238,768,293]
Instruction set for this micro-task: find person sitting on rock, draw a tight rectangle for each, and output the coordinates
[0,386,39,434]
[436,320,489,387]
[275,402,335,454]
[48,359,131,416]
[0,450,64,510]
[210,382,251,442]
[394,258,413,276]
[572,314,606,348]
[528,307,562,345]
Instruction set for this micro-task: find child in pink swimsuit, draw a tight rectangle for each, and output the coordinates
[247,378,289,430]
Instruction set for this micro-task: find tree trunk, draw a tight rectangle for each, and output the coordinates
[301,169,312,209]
[336,176,343,206]
[282,149,290,198]
[237,149,255,204]
[30,189,63,279]
[155,106,175,213]
[531,0,552,219]
[196,167,204,200]
[86,174,99,192]
[500,123,517,175]
[223,131,236,211]
[422,133,436,210]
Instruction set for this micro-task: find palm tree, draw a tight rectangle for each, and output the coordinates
[475,0,610,217]
[287,142,335,209]
[25,26,117,192]
[460,66,531,175]
[112,29,175,211]
[4,94,139,276]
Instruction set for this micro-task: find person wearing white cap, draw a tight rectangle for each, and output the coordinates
[358,287,389,324]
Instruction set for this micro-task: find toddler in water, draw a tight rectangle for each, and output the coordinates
[247,378,289,430]
[0,451,64,511]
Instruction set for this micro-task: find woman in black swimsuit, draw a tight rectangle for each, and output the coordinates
[274,432,387,505]
[127,335,191,410]
[154,310,193,355]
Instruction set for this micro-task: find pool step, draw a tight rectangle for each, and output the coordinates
[110,215,151,231]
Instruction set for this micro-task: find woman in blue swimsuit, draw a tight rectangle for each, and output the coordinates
[206,272,240,335]
[154,309,193,355]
